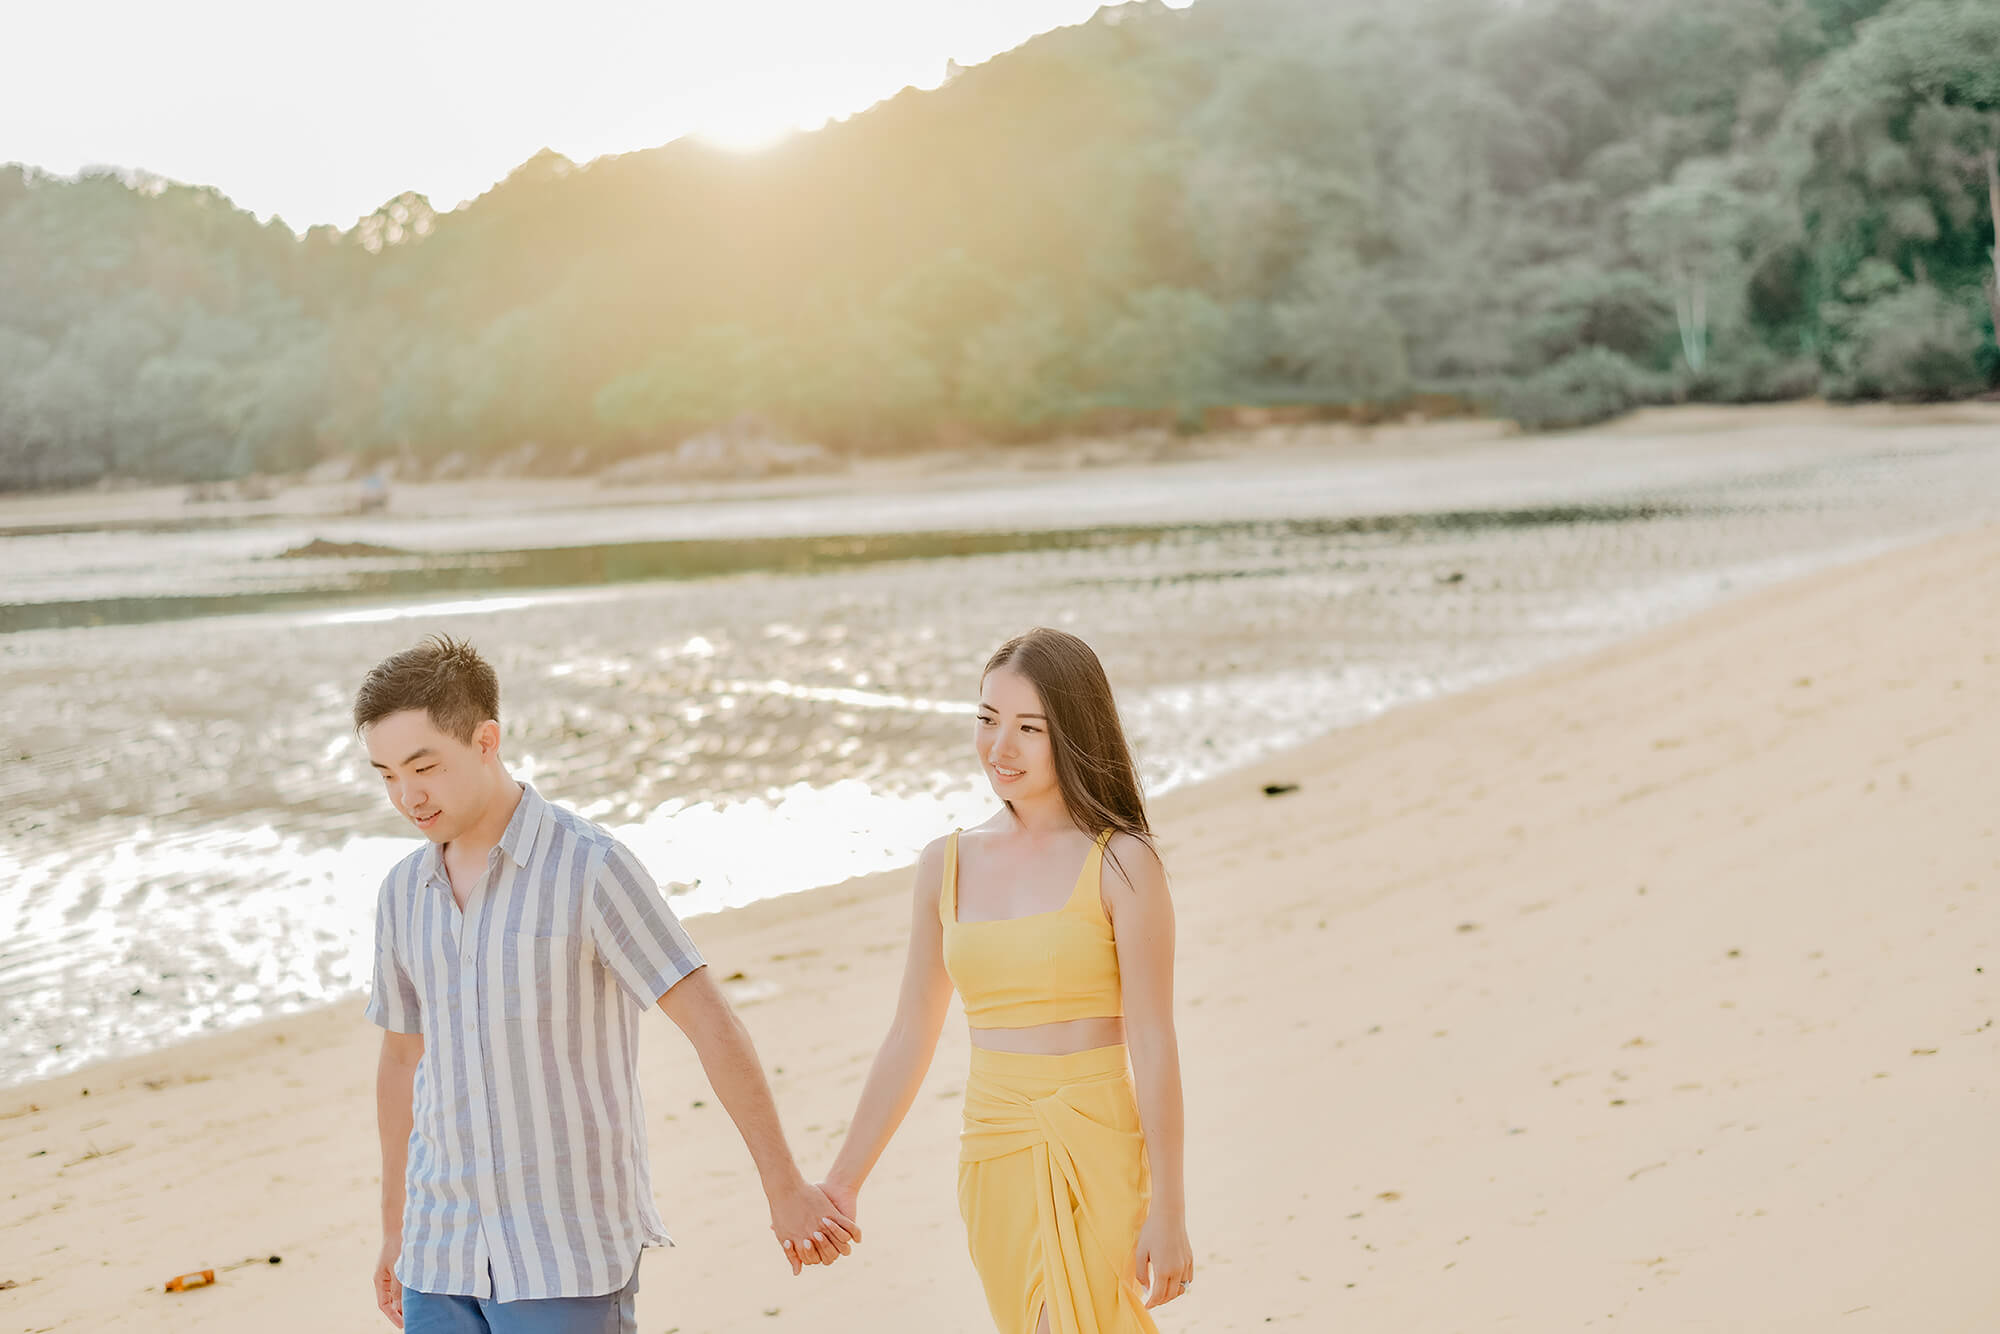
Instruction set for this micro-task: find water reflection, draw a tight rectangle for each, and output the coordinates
[3,436,1998,1086]
[0,507,1719,636]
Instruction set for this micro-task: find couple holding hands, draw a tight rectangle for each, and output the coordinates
[362,628,1192,1333]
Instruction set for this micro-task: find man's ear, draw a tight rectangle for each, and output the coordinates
[477,718,502,759]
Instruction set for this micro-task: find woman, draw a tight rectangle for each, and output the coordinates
[816,627,1193,1333]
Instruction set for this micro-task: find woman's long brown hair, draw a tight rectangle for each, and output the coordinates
[983,628,1152,876]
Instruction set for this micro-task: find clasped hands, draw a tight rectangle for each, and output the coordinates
[768,1174,862,1276]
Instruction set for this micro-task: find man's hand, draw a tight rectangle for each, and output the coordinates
[767,1174,860,1275]
[373,1236,404,1327]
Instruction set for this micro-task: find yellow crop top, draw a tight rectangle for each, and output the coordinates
[939,828,1125,1029]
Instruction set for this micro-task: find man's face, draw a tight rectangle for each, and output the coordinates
[362,708,496,846]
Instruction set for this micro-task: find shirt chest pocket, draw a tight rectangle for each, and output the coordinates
[500,932,583,1024]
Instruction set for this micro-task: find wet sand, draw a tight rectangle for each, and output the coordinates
[5,401,1997,546]
[10,407,1998,1085]
[4,521,1994,1332]
[11,398,2000,1087]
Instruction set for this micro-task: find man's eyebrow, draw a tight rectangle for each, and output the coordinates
[370,746,438,771]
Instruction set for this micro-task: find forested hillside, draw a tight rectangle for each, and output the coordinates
[2,0,1996,488]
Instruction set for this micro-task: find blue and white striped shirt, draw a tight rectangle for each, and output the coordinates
[365,782,706,1300]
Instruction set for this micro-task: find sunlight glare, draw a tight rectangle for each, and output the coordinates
[691,99,831,153]
[694,120,804,153]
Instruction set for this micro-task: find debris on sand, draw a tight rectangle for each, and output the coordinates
[274,538,408,559]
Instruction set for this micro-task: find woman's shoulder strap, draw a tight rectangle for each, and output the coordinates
[937,829,962,925]
[1070,827,1117,918]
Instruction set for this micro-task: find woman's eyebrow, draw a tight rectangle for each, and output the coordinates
[975,703,1046,719]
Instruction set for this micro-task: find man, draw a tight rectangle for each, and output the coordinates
[359,634,855,1332]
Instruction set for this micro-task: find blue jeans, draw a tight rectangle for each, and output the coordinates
[402,1263,639,1334]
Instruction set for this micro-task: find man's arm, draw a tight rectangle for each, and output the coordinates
[656,967,859,1275]
[375,1030,424,1327]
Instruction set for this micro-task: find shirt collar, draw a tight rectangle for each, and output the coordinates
[417,781,548,883]
[495,781,552,869]
[419,838,446,885]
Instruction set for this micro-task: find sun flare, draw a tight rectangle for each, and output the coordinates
[692,121,799,153]
[691,99,830,154]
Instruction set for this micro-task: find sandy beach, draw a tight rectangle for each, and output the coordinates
[18,399,2000,1089]
[3,402,1995,541]
[4,518,1996,1332]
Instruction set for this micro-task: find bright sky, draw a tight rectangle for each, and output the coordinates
[7,0,1191,233]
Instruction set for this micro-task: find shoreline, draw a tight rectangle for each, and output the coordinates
[0,513,1948,1096]
[6,522,1996,1331]
[5,400,1997,541]
[0,415,1493,536]
[0,482,1984,1094]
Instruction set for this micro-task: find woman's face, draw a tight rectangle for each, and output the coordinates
[976,665,1059,806]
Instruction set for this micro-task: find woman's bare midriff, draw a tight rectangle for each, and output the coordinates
[968,1016,1126,1055]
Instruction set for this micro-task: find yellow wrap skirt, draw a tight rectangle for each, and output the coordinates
[956,1045,1159,1334]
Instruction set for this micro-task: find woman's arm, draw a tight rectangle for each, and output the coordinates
[821,837,957,1211]
[1107,833,1194,1309]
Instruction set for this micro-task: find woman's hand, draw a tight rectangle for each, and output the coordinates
[818,1177,860,1227]
[1133,1208,1194,1308]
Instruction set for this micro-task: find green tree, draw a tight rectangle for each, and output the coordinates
[1788,0,2000,352]
[1270,250,1411,401]
[594,325,778,441]
[1086,287,1229,428]
[957,305,1079,430]
[1629,159,1757,372]
[1523,267,1678,370]
[1826,277,1984,398]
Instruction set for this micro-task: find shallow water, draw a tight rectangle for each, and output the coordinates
[2,433,1996,1086]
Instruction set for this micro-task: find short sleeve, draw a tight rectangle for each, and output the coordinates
[588,841,706,1006]
[363,872,423,1034]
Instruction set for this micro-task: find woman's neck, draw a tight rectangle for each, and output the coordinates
[1005,791,1074,837]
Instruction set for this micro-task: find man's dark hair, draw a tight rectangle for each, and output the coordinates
[353,634,500,742]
